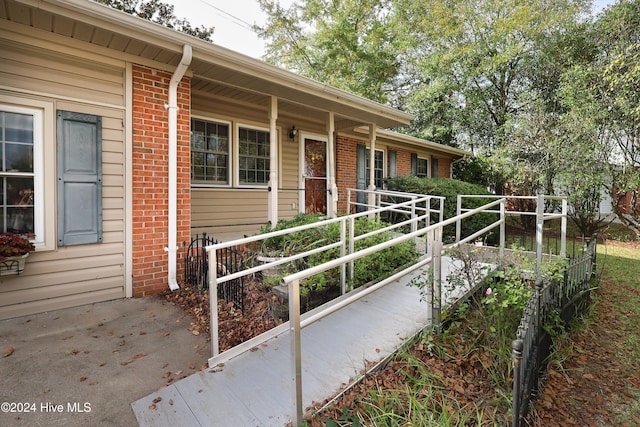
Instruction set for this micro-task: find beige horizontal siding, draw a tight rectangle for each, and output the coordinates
[0,38,125,106]
[0,31,127,319]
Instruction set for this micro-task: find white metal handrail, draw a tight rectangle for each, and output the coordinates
[283,198,506,426]
[205,190,442,360]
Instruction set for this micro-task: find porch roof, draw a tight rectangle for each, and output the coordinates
[7,0,413,129]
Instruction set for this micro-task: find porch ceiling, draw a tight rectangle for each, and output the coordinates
[6,0,413,129]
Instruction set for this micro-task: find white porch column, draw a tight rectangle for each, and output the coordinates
[268,96,279,226]
[326,112,337,217]
[368,124,377,209]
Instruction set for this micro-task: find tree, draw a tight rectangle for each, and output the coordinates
[255,0,403,104]
[397,0,589,151]
[94,0,215,42]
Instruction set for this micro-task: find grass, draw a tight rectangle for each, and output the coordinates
[597,240,640,368]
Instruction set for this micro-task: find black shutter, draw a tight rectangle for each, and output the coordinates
[411,153,418,176]
[57,111,102,246]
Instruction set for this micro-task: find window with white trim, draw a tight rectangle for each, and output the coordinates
[190,118,230,185]
[238,126,270,186]
[417,157,429,178]
[0,106,39,236]
[365,148,385,189]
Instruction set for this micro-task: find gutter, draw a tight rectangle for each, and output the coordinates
[165,44,193,291]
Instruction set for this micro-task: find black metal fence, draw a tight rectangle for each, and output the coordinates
[184,233,245,312]
[511,237,597,427]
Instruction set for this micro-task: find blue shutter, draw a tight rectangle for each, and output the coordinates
[57,111,102,246]
[388,150,397,178]
[356,144,367,212]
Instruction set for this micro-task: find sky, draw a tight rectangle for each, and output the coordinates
[171,0,616,59]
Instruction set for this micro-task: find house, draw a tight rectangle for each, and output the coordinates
[0,0,469,320]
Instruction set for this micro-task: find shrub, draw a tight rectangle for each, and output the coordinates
[385,176,497,243]
[258,214,419,295]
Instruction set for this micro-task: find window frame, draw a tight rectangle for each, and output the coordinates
[235,123,271,188]
[416,156,429,178]
[190,116,232,188]
[365,148,385,189]
[0,100,51,250]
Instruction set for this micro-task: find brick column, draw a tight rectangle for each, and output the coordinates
[131,64,191,297]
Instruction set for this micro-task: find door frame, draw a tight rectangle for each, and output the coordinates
[298,131,329,214]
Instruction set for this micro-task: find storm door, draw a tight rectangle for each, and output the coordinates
[303,137,327,214]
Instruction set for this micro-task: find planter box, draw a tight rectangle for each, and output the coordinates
[0,253,29,276]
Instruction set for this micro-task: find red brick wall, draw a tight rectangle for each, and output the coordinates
[395,148,413,176]
[335,135,360,214]
[131,64,191,297]
[438,158,452,178]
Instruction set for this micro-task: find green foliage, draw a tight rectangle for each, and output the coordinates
[386,176,497,243]
[95,0,215,41]
[259,213,419,295]
[255,0,401,104]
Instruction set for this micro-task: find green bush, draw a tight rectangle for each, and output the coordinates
[259,213,419,295]
[385,176,497,243]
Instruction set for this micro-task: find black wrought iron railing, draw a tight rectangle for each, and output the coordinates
[184,233,245,312]
[511,237,597,427]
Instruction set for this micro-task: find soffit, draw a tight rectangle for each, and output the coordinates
[5,0,413,129]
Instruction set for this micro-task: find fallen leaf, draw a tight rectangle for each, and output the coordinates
[80,377,87,382]
[3,347,14,357]
[174,370,183,376]
[149,404,157,410]
[163,371,172,379]
[152,396,162,404]
[62,336,73,341]
[191,330,200,336]
[169,399,174,406]
[139,331,147,335]
[134,353,145,359]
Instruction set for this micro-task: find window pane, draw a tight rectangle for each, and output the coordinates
[190,118,229,184]
[1,110,36,235]
[4,112,33,143]
[6,143,33,172]
[238,127,269,185]
[3,177,34,234]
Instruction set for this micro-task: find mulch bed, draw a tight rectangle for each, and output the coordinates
[163,278,283,352]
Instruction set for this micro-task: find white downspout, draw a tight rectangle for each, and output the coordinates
[165,44,192,291]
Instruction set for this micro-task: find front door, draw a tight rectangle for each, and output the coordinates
[303,137,327,214]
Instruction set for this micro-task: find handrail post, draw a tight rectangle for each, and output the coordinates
[288,278,303,426]
[511,339,523,427]
[456,194,462,243]
[432,226,442,332]
[348,216,355,285]
[208,248,220,357]
[535,193,544,278]
[560,198,567,258]
[340,219,346,295]
[500,198,506,259]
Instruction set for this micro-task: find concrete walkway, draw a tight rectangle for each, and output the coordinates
[0,298,210,427]
[132,256,482,426]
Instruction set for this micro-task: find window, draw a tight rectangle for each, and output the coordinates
[191,118,229,185]
[417,157,429,178]
[365,149,384,189]
[238,126,270,186]
[0,107,38,235]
